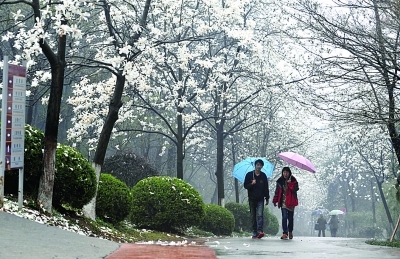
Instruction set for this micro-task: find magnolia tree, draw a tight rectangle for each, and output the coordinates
[1,0,92,213]
[67,0,293,206]
[283,0,400,171]
[225,93,320,201]
[320,123,398,235]
[346,125,396,231]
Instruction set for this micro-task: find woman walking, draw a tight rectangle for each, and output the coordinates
[329,215,339,237]
[273,167,299,240]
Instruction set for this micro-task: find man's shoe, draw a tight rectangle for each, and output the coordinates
[280,233,288,239]
[252,232,258,239]
[289,232,293,239]
[257,232,264,239]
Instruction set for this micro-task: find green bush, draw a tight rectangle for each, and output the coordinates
[199,204,235,236]
[4,124,44,197]
[264,208,279,236]
[4,125,96,210]
[130,176,205,233]
[225,202,251,232]
[96,173,132,224]
[359,227,382,238]
[102,152,159,188]
[225,202,279,235]
[52,144,97,209]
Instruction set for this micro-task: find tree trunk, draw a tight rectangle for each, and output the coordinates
[376,180,394,232]
[216,121,225,206]
[167,145,176,177]
[83,0,151,220]
[231,137,239,203]
[176,110,184,179]
[36,12,67,213]
[83,74,125,219]
[82,163,102,219]
[372,0,400,166]
[211,184,218,204]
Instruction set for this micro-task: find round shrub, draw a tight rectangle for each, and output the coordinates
[225,202,251,232]
[96,173,132,224]
[358,226,383,238]
[4,124,44,197]
[199,204,235,236]
[52,144,97,209]
[102,152,159,188]
[264,209,279,236]
[130,176,205,233]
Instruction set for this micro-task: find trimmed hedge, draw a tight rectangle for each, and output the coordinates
[264,208,279,235]
[102,152,159,188]
[225,202,279,235]
[130,176,205,233]
[96,173,132,224]
[199,204,235,236]
[4,124,44,196]
[225,202,251,232]
[52,144,97,209]
[5,125,96,210]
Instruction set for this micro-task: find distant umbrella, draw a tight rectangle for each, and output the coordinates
[312,209,328,216]
[329,209,345,216]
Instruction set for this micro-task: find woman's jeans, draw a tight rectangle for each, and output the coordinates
[249,199,264,233]
[281,208,294,234]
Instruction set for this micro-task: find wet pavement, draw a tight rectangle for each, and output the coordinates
[0,211,119,259]
[205,235,400,259]
[0,211,216,259]
[1,210,399,259]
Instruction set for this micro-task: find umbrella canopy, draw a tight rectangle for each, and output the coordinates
[277,151,316,173]
[329,209,345,216]
[311,208,328,216]
[232,157,274,183]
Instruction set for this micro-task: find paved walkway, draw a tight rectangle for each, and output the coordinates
[1,211,399,259]
[206,235,400,259]
[0,211,217,259]
[105,244,216,259]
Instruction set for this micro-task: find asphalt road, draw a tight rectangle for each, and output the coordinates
[1,211,399,259]
[0,211,120,259]
[206,235,400,259]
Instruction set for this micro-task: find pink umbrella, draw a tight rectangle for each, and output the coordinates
[277,151,316,173]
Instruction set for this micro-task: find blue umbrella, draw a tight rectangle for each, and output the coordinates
[312,209,328,216]
[232,157,274,183]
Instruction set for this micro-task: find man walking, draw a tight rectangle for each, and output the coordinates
[244,159,270,239]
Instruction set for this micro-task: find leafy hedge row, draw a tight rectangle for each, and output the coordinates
[130,176,206,233]
[6,124,278,236]
[225,202,279,236]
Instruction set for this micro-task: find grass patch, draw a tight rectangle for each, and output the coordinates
[3,195,206,244]
[366,239,400,248]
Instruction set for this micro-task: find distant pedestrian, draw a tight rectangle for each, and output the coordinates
[273,166,299,240]
[244,159,270,239]
[329,215,339,237]
[316,214,327,237]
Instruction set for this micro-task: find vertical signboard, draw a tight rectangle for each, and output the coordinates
[5,66,26,169]
[5,63,26,170]
[0,56,26,206]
